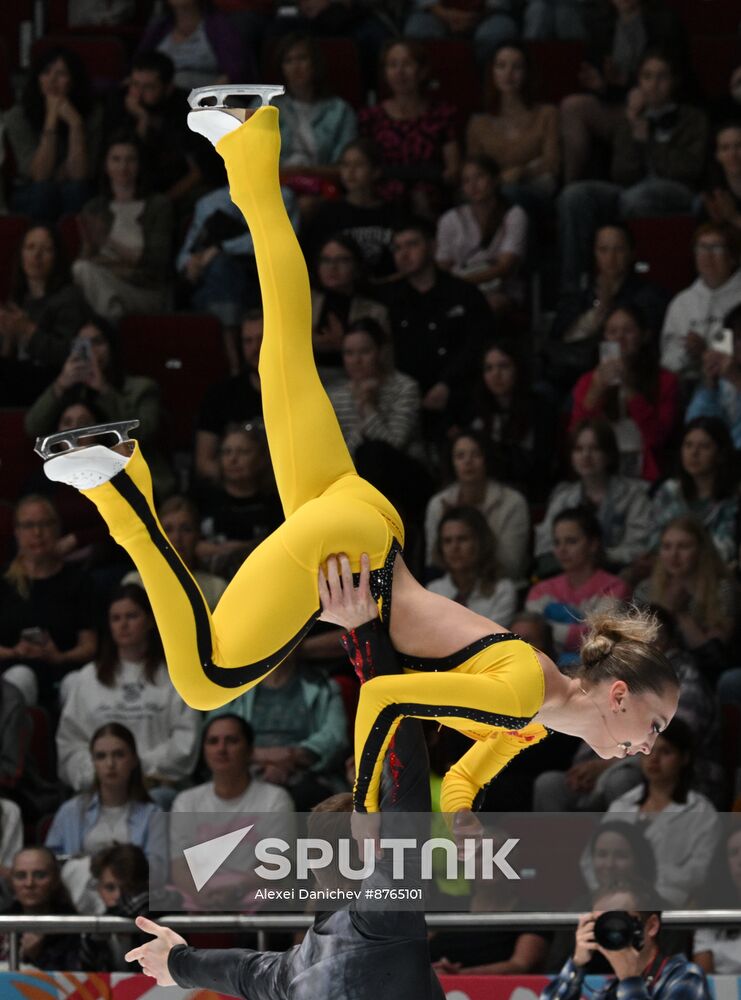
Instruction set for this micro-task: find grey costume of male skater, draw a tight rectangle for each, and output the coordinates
[166,621,444,1000]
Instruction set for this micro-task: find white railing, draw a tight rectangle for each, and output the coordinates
[3,911,741,972]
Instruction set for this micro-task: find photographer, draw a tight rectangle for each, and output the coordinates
[541,881,710,1000]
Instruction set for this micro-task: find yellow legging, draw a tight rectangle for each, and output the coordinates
[79,106,404,711]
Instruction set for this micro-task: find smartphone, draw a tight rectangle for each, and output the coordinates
[20,626,47,645]
[599,341,622,385]
[710,327,734,356]
[70,337,93,363]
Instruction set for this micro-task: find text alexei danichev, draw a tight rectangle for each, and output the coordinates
[255,888,362,901]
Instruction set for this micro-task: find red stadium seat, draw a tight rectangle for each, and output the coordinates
[421,39,482,134]
[0,0,32,70]
[26,706,55,782]
[0,215,30,301]
[57,213,82,264]
[31,35,128,92]
[526,40,586,104]
[0,501,14,566]
[119,314,228,450]
[0,410,38,503]
[681,0,740,35]
[626,215,698,296]
[690,36,741,101]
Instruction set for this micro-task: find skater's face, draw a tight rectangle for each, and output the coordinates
[317,240,357,294]
[482,347,516,398]
[584,680,677,759]
[571,428,609,479]
[204,717,252,775]
[658,526,699,578]
[603,308,644,359]
[38,57,71,99]
[439,519,479,573]
[681,427,719,479]
[492,46,526,97]
[343,331,381,381]
[392,229,433,277]
[240,317,264,370]
[552,518,598,573]
[694,230,737,288]
[21,226,56,286]
[92,733,138,792]
[220,430,266,487]
[591,831,636,887]
[594,226,632,279]
[637,57,674,109]
[161,509,199,565]
[128,68,168,109]
[339,147,377,195]
[11,849,57,912]
[452,436,486,484]
[105,142,139,191]
[282,42,314,95]
[96,866,123,908]
[15,498,59,559]
[109,597,153,652]
[383,43,422,97]
[715,126,741,180]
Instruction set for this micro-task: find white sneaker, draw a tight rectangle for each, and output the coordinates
[187,84,284,147]
[43,445,131,490]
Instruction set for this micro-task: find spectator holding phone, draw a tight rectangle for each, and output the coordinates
[685,304,741,446]
[570,304,679,480]
[541,881,710,996]
[660,224,741,382]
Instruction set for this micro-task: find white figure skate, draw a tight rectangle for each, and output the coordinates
[187,84,285,146]
[35,420,140,489]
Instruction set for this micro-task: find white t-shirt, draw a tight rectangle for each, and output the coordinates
[82,804,130,855]
[57,660,200,791]
[693,927,741,973]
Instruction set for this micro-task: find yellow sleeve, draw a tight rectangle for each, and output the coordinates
[440,723,549,813]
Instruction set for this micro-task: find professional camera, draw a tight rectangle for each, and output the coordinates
[593,911,644,951]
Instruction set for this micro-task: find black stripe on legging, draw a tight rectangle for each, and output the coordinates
[112,471,319,689]
[354,700,532,812]
[398,632,522,672]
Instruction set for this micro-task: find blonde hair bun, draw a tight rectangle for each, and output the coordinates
[580,604,659,668]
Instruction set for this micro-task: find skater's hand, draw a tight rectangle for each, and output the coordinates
[125,916,187,985]
[318,553,378,629]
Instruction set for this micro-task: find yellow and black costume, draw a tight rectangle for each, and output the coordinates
[74,106,549,809]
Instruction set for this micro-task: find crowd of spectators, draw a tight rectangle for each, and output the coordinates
[0,0,741,978]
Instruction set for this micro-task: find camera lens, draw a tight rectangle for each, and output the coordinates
[593,911,640,951]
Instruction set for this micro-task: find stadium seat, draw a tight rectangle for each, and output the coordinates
[0,215,30,301]
[0,0,32,70]
[419,39,482,134]
[626,215,697,296]
[525,40,586,105]
[26,706,55,782]
[119,314,228,450]
[0,501,14,566]
[681,0,740,35]
[31,35,128,92]
[0,409,37,503]
[57,213,82,264]
[690,36,741,101]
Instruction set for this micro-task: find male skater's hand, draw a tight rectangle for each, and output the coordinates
[125,916,187,986]
[318,553,378,629]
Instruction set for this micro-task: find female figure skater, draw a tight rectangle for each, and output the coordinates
[35,87,679,827]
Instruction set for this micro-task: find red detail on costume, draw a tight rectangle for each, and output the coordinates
[343,629,375,683]
[506,730,537,741]
[387,734,403,804]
